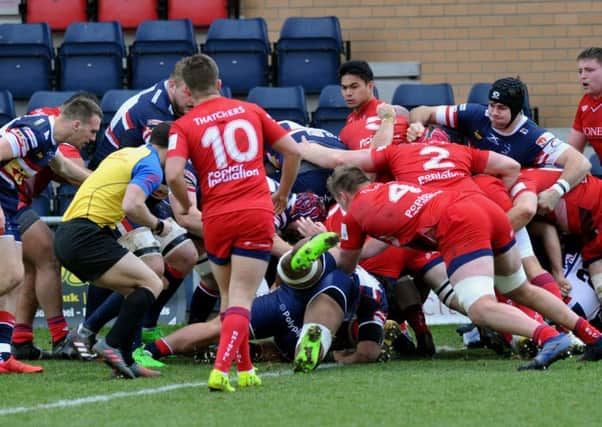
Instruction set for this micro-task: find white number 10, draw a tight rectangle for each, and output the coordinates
[201,119,259,169]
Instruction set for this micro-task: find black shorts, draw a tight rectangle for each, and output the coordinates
[15,207,41,236]
[54,218,128,283]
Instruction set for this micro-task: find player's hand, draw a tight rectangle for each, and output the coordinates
[537,188,562,215]
[407,122,425,142]
[377,103,396,120]
[555,275,572,297]
[158,218,173,237]
[294,216,327,237]
[272,191,288,215]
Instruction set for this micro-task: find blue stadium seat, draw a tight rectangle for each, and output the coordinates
[26,90,79,113]
[100,89,140,128]
[129,19,198,89]
[467,82,533,120]
[391,83,455,110]
[0,90,16,127]
[247,86,309,125]
[220,85,232,98]
[311,85,350,135]
[58,22,126,96]
[31,184,54,217]
[202,18,270,96]
[275,16,344,94]
[590,153,602,178]
[0,23,54,99]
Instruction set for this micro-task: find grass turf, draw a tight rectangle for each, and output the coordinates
[1,324,599,427]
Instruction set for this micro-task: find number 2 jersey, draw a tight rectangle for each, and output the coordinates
[168,96,287,220]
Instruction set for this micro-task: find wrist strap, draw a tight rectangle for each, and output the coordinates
[556,178,570,194]
[551,183,566,197]
[153,219,164,235]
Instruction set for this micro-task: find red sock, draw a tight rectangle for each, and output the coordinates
[532,324,559,347]
[573,317,601,345]
[214,307,250,374]
[155,338,173,356]
[235,340,253,372]
[402,305,430,336]
[531,272,563,300]
[12,323,34,344]
[47,315,69,343]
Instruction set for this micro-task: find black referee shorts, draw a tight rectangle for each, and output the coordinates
[54,218,128,283]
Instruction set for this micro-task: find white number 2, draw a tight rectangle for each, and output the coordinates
[420,145,455,170]
[388,183,421,203]
[201,119,259,169]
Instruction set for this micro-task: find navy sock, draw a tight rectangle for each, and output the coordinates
[85,291,124,333]
[188,282,219,324]
[84,285,113,321]
[143,266,184,328]
[106,288,155,365]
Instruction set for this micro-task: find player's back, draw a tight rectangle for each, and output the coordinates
[92,81,172,169]
[170,97,283,219]
[372,140,487,193]
[63,145,157,227]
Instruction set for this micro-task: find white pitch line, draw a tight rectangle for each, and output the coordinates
[0,363,340,416]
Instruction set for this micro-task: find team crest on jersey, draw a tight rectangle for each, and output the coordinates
[520,128,528,135]
[473,130,482,140]
[582,105,589,112]
[147,119,163,127]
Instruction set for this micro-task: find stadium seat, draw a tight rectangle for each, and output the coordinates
[311,85,350,135]
[20,0,89,31]
[0,90,16,127]
[590,153,602,178]
[100,89,140,127]
[129,19,198,90]
[97,0,159,30]
[167,0,228,27]
[220,85,232,98]
[247,86,309,125]
[58,22,126,96]
[391,83,455,110]
[467,82,534,120]
[275,16,344,94]
[26,90,78,113]
[31,184,54,217]
[202,18,270,96]
[0,23,54,99]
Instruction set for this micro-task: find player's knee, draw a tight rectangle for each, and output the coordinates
[495,268,527,294]
[453,275,495,314]
[0,265,24,296]
[164,242,198,274]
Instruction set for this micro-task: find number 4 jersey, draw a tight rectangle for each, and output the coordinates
[168,97,287,220]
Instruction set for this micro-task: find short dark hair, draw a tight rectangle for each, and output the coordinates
[64,91,100,106]
[174,54,219,97]
[149,122,172,148]
[61,97,103,122]
[577,47,602,64]
[327,165,371,199]
[338,60,374,83]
